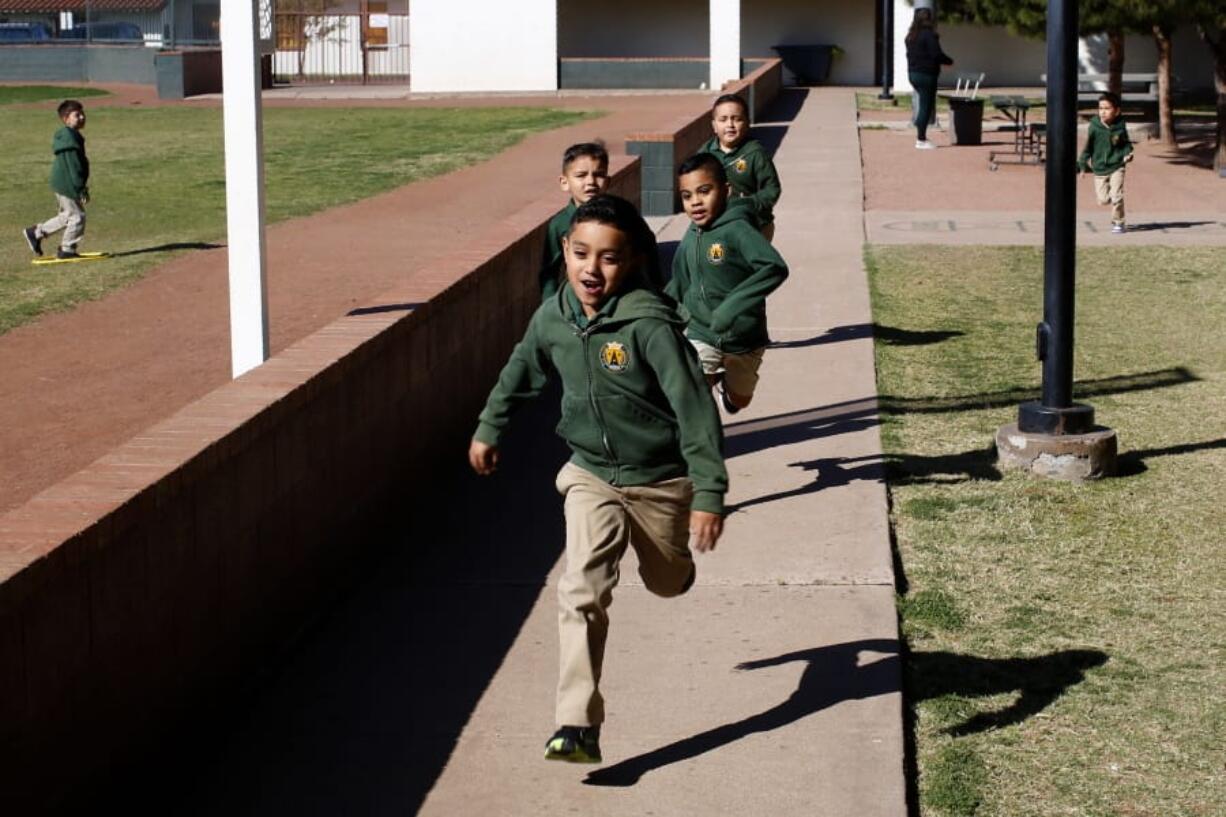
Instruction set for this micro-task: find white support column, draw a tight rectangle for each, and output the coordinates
[709,0,740,91]
[220,0,270,378]
[892,0,912,91]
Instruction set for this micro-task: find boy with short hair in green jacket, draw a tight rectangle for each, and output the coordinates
[1077,92,1135,234]
[471,194,727,765]
[701,93,782,241]
[539,142,611,298]
[23,99,91,259]
[666,153,789,415]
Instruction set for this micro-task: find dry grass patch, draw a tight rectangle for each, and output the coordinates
[867,245,1226,817]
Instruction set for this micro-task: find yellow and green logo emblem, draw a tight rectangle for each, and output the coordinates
[734,158,749,174]
[707,242,726,265]
[600,341,629,373]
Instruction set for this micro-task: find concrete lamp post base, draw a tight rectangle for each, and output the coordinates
[996,423,1118,481]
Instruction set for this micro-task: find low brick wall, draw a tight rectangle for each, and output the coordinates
[723,57,784,125]
[625,58,783,216]
[0,157,640,812]
[0,44,158,85]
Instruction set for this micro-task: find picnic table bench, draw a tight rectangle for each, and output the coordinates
[1040,72,1159,118]
[987,94,1045,171]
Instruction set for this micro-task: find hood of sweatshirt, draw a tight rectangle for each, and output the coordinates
[699,196,758,233]
[558,283,685,330]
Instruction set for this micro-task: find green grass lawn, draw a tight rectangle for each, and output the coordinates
[866,245,1225,817]
[0,85,110,105]
[1,105,591,334]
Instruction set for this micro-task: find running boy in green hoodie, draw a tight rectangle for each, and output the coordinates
[539,143,612,298]
[1078,92,1134,234]
[667,153,789,415]
[472,194,727,764]
[23,99,90,259]
[701,93,782,241]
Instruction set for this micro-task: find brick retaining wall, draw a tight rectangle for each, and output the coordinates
[0,157,641,812]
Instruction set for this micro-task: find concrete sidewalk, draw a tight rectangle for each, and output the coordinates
[129,88,904,816]
[411,87,904,815]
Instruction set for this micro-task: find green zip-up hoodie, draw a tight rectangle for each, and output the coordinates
[1077,116,1133,176]
[538,200,665,300]
[474,284,728,514]
[538,200,577,299]
[665,198,789,354]
[49,125,89,200]
[700,136,782,226]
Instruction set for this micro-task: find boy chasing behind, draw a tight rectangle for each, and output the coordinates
[472,194,728,764]
[701,94,782,240]
[667,153,789,415]
[1078,92,1134,234]
[539,143,611,298]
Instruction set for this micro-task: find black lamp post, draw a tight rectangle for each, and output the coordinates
[1016,0,1093,435]
[879,0,894,100]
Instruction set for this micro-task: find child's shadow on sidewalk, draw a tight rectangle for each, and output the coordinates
[584,639,1106,787]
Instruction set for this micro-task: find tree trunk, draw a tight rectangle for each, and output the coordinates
[1201,25,1226,177]
[1153,24,1177,148]
[1107,29,1125,98]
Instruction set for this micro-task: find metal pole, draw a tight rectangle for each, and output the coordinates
[220,0,270,378]
[879,0,894,100]
[1017,0,1093,435]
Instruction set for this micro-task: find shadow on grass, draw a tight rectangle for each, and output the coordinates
[880,366,1198,416]
[583,639,1106,787]
[770,323,965,349]
[723,367,1196,461]
[1115,436,1226,476]
[111,241,223,257]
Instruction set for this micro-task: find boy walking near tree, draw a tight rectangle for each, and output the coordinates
[1078,92,1134,234]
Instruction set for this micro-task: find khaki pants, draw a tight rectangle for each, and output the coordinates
[37,193,86,250]
[689,338,766,401]
[554,461,695,726]
[1093,169,1126,225]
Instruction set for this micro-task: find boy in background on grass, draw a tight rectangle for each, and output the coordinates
[471,194,727,764]
[23,99,90,259]
[700,93,782,241]
[1078,92,1134,234]
[667,153,788,416]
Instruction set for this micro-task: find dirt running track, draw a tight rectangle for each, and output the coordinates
[0,85,708,514]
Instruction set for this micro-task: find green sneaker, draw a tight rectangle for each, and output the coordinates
[544,725,602,763]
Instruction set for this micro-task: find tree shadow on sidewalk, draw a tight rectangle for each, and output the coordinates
[584,640,1106,787]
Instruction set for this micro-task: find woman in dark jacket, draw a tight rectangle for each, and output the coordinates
[905,7,953,149]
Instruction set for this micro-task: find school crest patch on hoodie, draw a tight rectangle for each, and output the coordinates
[600,341,629,373]
[734,158,748,174]
[707,243,726,264]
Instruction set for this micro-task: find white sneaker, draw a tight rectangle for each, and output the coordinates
[915,140,937,150]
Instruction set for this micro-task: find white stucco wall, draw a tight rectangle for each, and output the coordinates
[411,0,557,92]
[558,0,707,57]
[741,0,877,85]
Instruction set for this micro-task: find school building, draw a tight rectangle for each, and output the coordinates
[411,0,1215,95]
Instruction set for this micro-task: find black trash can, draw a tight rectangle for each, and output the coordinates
[946,97,985,146]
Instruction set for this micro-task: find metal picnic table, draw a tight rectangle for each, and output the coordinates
[988,95,1046,171]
